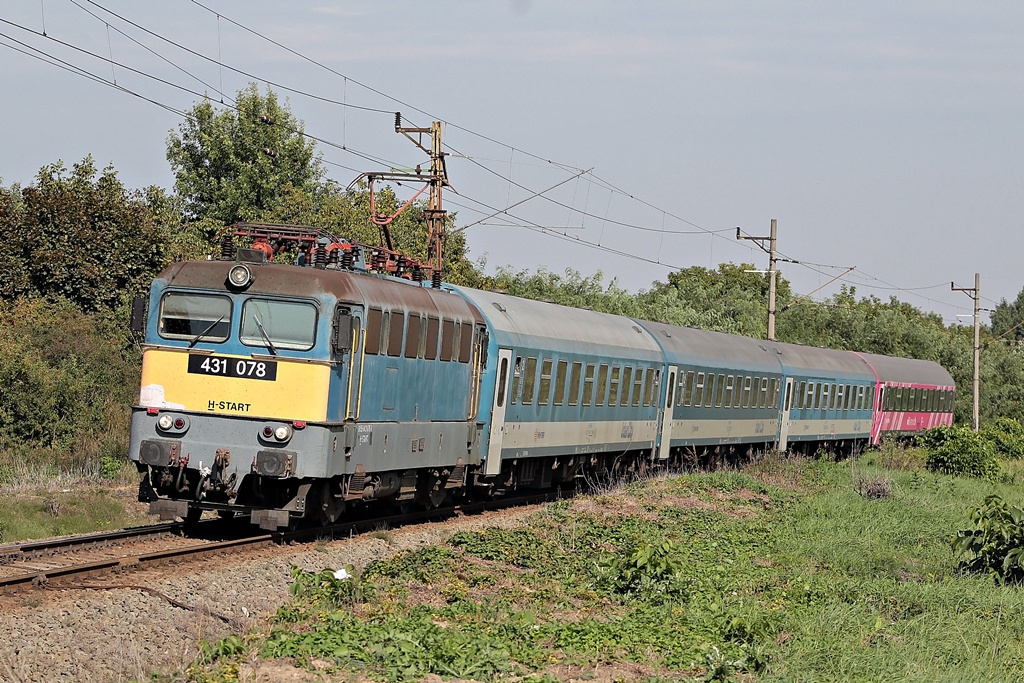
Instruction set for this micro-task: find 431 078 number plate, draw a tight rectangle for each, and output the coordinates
[187,354,278,381]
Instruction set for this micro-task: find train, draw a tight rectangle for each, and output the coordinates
[128,226,955,529]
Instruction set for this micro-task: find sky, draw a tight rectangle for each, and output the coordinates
[2,1,1023,326]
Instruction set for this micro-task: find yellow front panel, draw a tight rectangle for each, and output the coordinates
[139,349,330,421]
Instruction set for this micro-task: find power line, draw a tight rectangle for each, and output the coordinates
[0,16,407,171]
[83,0,395,115]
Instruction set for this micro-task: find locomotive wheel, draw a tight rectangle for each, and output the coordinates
[314,481,346,524]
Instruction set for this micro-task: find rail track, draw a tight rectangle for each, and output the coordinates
[0,490,566,594]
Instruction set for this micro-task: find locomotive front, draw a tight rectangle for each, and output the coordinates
[128,256,352,528]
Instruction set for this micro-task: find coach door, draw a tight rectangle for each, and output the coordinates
[656,366,678,460]
[484,348,513,475]
[777,377,794,452]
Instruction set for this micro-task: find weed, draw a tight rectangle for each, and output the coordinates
[854,475,893,500]
[952,494,1024,583]
[597,540,689,601]
[369,523,395,545]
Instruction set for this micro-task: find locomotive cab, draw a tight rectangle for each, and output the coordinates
[129,256,357,528]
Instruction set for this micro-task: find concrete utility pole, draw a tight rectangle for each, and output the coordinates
[737,219,779,341]
[952,273,981,432]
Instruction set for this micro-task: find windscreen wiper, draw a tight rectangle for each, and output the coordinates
[187,315,225,348]
[252,313,278,355]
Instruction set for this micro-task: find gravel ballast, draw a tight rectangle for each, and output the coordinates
[0,507,542,682]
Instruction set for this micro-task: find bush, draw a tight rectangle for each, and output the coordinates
[981,417,1024,459]
[952,494,1024,583]
[921,425,1000,479]
[0,298,139,474]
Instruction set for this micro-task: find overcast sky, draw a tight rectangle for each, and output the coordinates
[3,1,1022,325]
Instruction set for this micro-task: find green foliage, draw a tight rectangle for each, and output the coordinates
[597,540,689,601]
[167,83,323,226]
[921,425,1001,479]
[952,494,1024,583]
[0,298,139,466]
[0,157,171,312]
[990,287,1024,344]
[981,417,1024,459]
[362,545,458,584]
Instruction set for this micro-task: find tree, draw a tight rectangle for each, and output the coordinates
[166,83,323,228]
[166,84,483,285]
[990,286,1024,343]
[0,157,170,313]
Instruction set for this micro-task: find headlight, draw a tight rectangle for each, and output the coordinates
[274,425,292,442]
[157,414,174,430]
[227,264,253,289]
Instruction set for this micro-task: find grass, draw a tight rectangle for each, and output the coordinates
[136,448,1024,681]
[0,456,149,542]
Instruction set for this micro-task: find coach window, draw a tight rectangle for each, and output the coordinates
[582,363,595,406]
[609,366,621,405]
[835,385,845,411]
[642,368,656,406]
[570,362,583,406]
[241,298,318,352]
[538,358,553,405]
[756,377,767,409]
[404,314,421,359]
[633,367,645,407]
[693,372,705,407]
[511,357,523,404]
[597,364,609,406]
[765,378,775,409]
[666,371,676,409]
[522,357,538,405]
[496,357,509,408]
[724,375,734,408]
[712,374,724,408]
[159,292,231,343]
[740,376,751,408]
[554,360,568,405]
[682,371,695,406]
[795,381,805,409]
[623,366,637,406]
[620,366,633,406]
[704,374,716,408]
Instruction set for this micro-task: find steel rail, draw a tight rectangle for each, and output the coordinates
[0,490,569,594]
